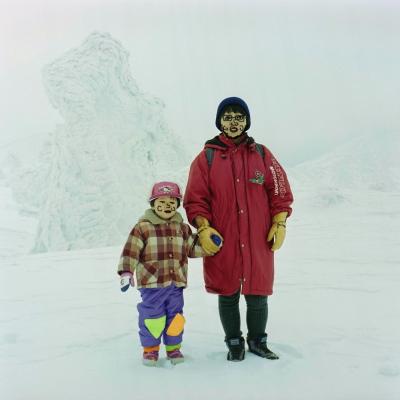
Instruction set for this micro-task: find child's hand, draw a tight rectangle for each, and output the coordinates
[120,272,134,292]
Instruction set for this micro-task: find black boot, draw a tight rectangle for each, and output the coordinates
[247,334,279,360]
[225,337,245,362]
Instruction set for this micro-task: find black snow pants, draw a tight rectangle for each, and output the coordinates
[218,290,268,340]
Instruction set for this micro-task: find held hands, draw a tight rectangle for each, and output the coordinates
[267,212,288,251]
[195,216,223,256]
[120,272,134,292]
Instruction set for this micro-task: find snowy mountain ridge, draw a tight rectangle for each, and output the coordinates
[293,131,400,190]
[1,33,399,253]
[288,131,400,207]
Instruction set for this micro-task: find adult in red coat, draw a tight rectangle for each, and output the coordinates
[184,97,293,361]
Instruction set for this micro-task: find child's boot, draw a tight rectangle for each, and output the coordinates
[166,344,184,365]
[225,337,245,361]
[142,345,160,367]
[247,334,279,360]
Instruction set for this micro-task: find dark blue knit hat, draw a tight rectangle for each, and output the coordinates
[215,97,251,131]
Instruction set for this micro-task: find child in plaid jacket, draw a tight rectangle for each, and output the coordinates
[118,181,218,366]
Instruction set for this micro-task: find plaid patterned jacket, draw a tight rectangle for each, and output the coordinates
[118,209,205,289]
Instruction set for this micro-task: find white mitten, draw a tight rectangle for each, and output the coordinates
[120,272,134,292]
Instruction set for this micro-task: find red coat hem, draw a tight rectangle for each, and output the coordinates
[205,285,273,297]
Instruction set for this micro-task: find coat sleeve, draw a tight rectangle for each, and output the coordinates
[262,146,294,218]
[183,151,212,226]
[183,224,207,258]
[117,223,145,275]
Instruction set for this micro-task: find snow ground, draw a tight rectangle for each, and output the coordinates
[0,186,37,258]
[1,189,399,400]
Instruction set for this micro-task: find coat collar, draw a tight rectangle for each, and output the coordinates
[140,209,183,225]
[205,133,256,150]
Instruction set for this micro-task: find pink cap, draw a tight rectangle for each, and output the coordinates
[149,181,182,202]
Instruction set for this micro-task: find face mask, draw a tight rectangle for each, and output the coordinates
[220,112,246,138]
[152,196,178,220]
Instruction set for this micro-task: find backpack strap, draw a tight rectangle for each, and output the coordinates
[255,143,265,159]
[205,147,215,167]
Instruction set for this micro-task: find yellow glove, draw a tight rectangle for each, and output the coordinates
[195,216,223,255]
[267,212,288,251]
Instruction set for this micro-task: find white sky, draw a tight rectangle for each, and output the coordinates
[1,0,399,165]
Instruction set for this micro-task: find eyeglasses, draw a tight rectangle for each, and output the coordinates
[222,115,246,122]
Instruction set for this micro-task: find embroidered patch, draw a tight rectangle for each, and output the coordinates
[249,170,265,185]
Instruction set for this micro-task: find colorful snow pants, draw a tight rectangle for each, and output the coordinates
[137,284,185,348]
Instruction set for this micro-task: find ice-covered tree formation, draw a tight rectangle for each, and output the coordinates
[8,32,189,252]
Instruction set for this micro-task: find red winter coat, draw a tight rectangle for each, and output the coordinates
[183,134,293,296]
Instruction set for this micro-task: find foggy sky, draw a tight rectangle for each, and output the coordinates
[1,0,399,165]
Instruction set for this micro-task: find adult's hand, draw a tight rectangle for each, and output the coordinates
[195,216,223,255]
[267,212,288,251]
